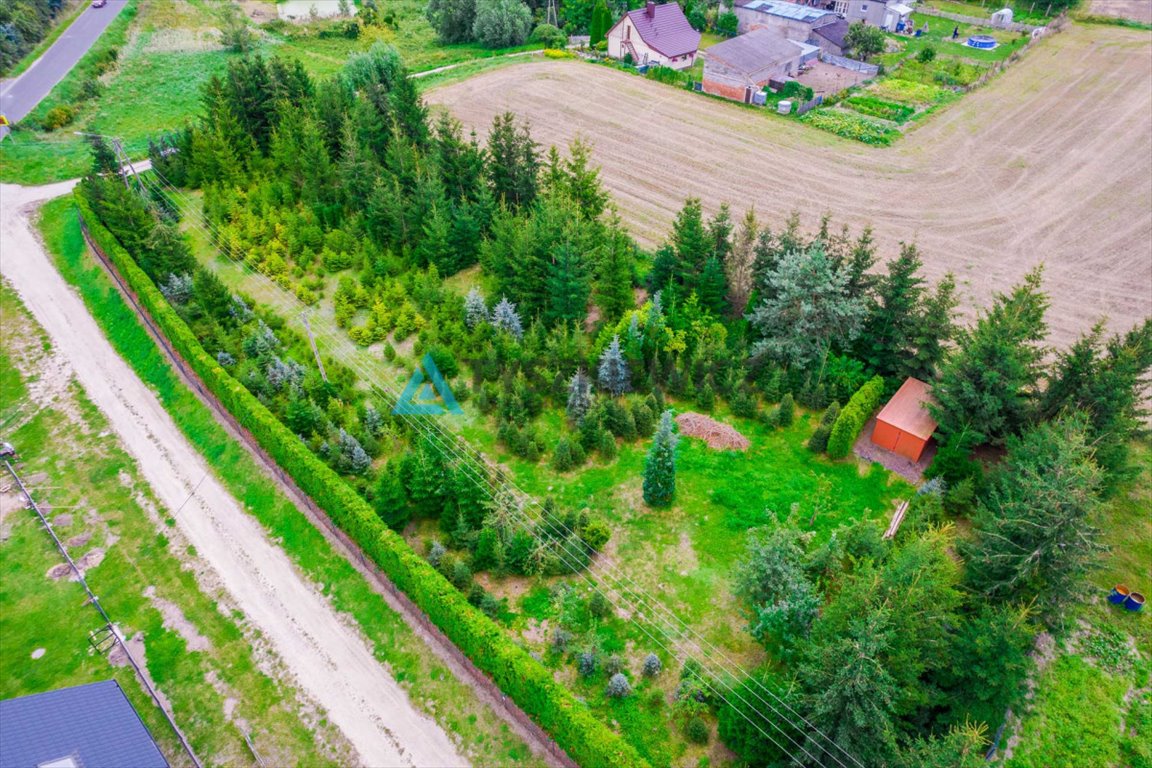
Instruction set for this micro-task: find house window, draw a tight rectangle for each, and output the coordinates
[834,0,847,13]
[860,3,868,9]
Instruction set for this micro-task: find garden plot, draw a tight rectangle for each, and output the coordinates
[427,22,1152,347]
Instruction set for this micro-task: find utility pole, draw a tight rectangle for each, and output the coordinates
[547,0,558,28]
[300,312,329,382]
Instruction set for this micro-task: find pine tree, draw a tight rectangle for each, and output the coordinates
[373,462,410,530]
[907,272,958,382]
[594,215,635,322]
[491,295,524,340]
[464,286,489,328]
[566,368,593,423]
[643,410,679,507]
[487,111,539,210]
[931,268,1049,447]
[598,335,631,395]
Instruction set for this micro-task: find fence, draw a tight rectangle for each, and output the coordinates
[915,6,1042,31]
[819,52,880,76]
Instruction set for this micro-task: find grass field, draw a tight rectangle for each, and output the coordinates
[0,282,349,766]
[33,197,546,766]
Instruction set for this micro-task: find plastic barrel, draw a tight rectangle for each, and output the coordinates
[1109,584,1131,604]
[1124,592,1145,612]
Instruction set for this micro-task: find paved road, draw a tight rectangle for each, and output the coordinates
[0,0,128,137]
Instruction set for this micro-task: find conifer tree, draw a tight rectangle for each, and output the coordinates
[671,197,710,279]
[931,268,1049,446]
[464,286,489,328]
[567,368,593,423]
[545,243,590,326]
[725,207,758,317]
[491,295,524,340]
[643,410,679,507]
[698,256,728,317]
[589,0,612,45]
[598,335,630,395]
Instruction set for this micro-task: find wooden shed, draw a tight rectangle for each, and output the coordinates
[870,377,938,463]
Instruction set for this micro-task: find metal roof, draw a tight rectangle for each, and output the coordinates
[705,29,804,75]
[0,680,169,768]
[875,377,939,441]
[738,0,835,23]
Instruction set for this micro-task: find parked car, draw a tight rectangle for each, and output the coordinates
[92,0,107,8]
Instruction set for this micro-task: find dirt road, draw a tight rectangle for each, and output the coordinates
[0,182,466,768]
[427,23,1152,346]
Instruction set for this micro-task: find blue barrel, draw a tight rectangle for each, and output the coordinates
[1124,592,1145,612]
[1109,584,1131,604]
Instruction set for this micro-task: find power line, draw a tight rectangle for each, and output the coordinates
[125,158,861,768]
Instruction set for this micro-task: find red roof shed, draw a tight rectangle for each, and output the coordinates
[870,377,938,463]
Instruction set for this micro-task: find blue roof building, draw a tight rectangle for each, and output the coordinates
[0,680,169,768]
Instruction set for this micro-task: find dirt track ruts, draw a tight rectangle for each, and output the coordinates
[428,23,1152,346]
[0,181,466,768]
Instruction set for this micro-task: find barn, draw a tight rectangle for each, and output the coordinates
[870,377,938,463]
[701,30,808,103]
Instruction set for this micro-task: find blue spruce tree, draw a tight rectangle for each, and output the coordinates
[643,410,679,506]
[598,334,630,396]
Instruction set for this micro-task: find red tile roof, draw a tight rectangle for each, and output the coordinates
[612,2,702,58]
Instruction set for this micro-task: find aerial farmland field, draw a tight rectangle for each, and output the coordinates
[427,23,1152,345]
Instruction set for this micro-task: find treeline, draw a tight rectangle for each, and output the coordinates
[0,0,65,75]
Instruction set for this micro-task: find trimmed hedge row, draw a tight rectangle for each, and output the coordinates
[826,375,886,459]
[75,193,648,768]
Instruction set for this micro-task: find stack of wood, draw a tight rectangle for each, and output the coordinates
[675,412,750,452]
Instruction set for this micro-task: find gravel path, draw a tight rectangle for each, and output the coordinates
[427,23,1152,346]
[0,181,466,768]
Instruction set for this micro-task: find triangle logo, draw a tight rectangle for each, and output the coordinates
[393,353,463,416]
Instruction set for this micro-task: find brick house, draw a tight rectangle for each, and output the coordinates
[702,29,807,102]
[606,2,702,70]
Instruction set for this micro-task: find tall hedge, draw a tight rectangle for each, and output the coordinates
[75,193,648,768]
[826,376,886,459]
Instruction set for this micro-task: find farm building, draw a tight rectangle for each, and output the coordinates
[702,30,817,102]
[606,1,702,70]
[870,377,939,462]
[733,0,839,39]
[809,17,850,55]
[0,680,169,768]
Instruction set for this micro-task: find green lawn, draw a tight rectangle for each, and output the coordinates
[923,0,1054,25]
[0,282,344,765]
[34,196,546,766]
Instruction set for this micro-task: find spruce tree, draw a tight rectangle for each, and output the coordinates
[671,197,710,279]
[486,111,539,210]
[566,368,593,423]
[930,268,1049,446]
[725,207,758,317]
[545,243,590,326]
[491,295,524,340]
[698,257,729,318]
[643,410,679,507]
[464,286,489,328]
[598,335,631,395]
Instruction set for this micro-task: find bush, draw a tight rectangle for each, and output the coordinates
[799,109,900,146]
[716,10,738,36]
[531,22,566,48]
[826,376,885,458]
[807,400,840,453]
[473,0,533,47]
[42,105,76,132]
[775,393,794,428]
[917,45,937,63]
[606,672,632,698]
[551,435,585,471]
[580,518,611,551]
[579,650,599,677]
[686,716,710,744]
[75,193,647,768]
[604,654,625,676]
[643,653,662,677]
[589,591,612,619]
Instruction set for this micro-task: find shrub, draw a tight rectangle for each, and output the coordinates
[643,653,663,677]
[551,435,584,471]
[473,0,533,48]
[551,627,574,653]
[42,105,76,132]
[580,518,611,552]
[606,673,632,698]
[604,654,625,676]
[579,650,599,677]
[807,400,840,452]
[917,45,937,63]
[75,193,647,768]
[531,22,566,48]
[686,716,710,744]
[589,591,612,619]
[775,393,794,428]
[826,376,885,458]
[716,10,738,36]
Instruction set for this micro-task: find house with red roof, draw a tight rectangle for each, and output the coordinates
[606,1,702,70]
